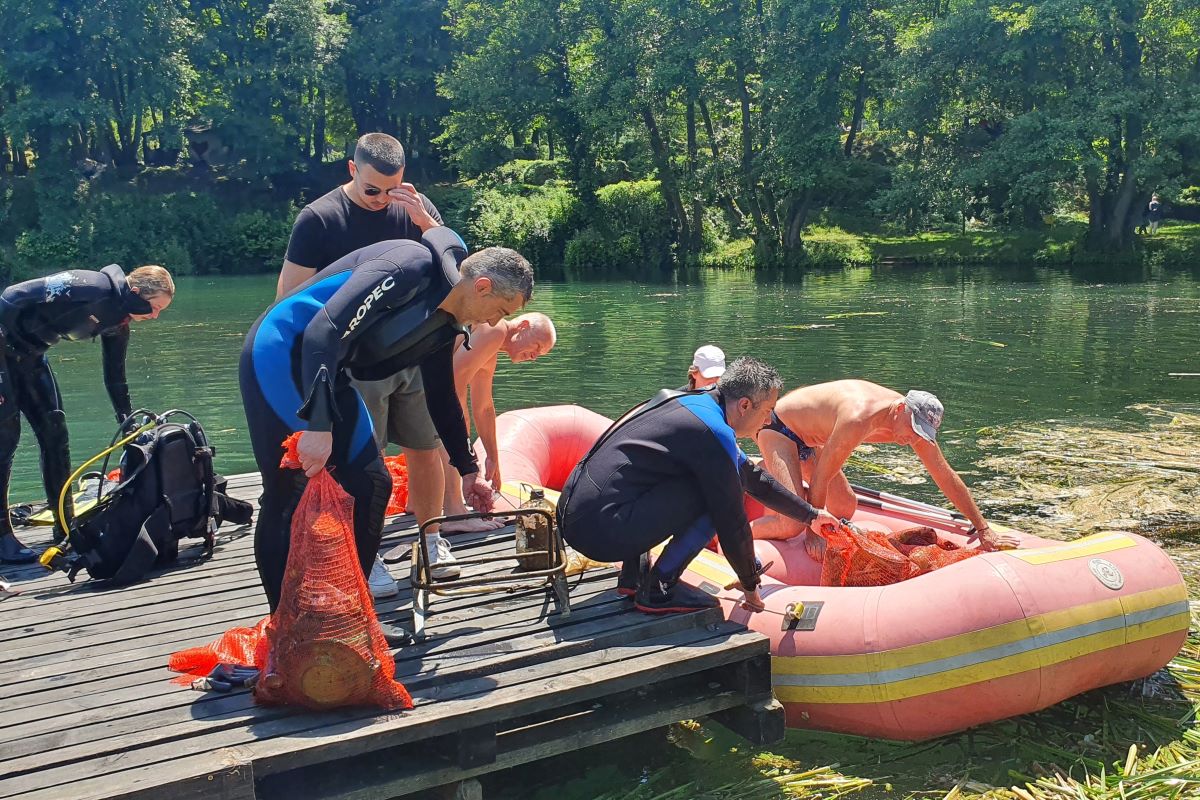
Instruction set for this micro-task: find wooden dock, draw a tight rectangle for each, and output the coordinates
[0,473,781,800]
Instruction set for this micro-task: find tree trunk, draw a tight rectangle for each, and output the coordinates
[314,86,327,163]
[1083,7,1144,253]
[698,98,745,230]
[783,191,812,252]
[685,98,704,255]
[843,67,867,157]
[641,105,692,261]
[733,57,774,261]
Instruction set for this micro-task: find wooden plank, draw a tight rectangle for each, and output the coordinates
[0,563,618,698]
[0,578,644,754]
[0,584,706,767]
[0,624,764,800]
[0,535,552,676]
[0,572,620,717]
[0,571,628,740]
[0,517,502,618]
[0,525,517,629]
[255,674,758,800]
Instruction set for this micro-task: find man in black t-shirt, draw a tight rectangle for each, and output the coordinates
[274,133,461,594]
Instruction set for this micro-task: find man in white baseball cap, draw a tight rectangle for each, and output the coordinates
[683,345,726,390]
[752,379,1019,551]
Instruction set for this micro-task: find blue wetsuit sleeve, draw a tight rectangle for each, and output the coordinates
[419,343,478,476]
[296,260,421,431]
[100,324,132,420]
[740,461,818,523]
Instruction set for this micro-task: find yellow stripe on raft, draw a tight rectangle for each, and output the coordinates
[774,611,1192,704]
[772,584,1188,675]
[1004,531,1139,564]
[673,543,1189,702]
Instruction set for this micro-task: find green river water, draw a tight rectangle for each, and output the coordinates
[10,263,1200,799]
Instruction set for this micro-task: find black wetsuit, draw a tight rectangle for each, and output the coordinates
[557,390,819,590]
[240,228,479,611]
[0,265,151,538]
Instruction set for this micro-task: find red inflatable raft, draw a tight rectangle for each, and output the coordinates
[484,405,1191,740]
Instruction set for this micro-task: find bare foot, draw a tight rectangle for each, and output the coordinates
[441,517,506,533]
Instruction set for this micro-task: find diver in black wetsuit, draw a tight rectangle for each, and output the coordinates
[558,357,838,614]
[0,265,175,562]
[239,228,532,621]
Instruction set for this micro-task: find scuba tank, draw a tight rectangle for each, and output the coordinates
[514,488,554,571]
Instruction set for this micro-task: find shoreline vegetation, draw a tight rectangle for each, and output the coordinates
[3,170,1199,283]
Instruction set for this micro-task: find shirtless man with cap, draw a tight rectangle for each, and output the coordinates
[752,379,1017,551]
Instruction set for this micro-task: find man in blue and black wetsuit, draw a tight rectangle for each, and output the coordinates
[557,357,838,614]
[0,265,175,562]
[239,228,532,633]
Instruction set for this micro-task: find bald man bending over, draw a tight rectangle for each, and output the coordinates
[440,312,557,531]
[753,379,1017,551]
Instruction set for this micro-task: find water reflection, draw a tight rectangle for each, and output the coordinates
[11,266,1199,507]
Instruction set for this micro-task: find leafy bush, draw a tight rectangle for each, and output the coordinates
[485,160,564,186]
[560,181,672,275]
[802,226,874,268]
[563,227,640,275]
[422,184,476,232]
[226,209,292,273]
[13,229,83,276]
[700,237,756,270]
[467,184,580,272]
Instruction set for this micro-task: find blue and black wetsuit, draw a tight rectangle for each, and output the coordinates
[0,265,151,539]
[240,228,479,610]
[557,390,819,591]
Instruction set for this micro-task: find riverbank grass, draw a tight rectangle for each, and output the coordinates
[704,220,1200,269]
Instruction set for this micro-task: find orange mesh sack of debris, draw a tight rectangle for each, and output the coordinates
[256,433,412,711]
[383,454,409,515]
[888,526,979,575]
[817,521,920,587]
[168,616,270,682]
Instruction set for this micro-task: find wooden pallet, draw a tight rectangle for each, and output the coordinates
[0,473,781,800]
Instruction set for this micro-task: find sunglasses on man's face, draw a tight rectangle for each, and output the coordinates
[362,186,386,197]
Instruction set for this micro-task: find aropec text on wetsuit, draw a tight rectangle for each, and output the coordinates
[343,276,397,338]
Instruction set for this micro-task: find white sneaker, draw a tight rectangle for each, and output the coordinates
[429,535,461,579]
[368,555,399,599]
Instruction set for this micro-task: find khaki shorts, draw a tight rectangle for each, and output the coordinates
[351,367,440,451]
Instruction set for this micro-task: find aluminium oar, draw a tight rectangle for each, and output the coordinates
[851,482,967,522]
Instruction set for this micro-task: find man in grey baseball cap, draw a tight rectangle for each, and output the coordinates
[751,379,1019,551]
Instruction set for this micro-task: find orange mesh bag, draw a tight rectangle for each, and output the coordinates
[383,454,409,515]
[255,433,412,711]
[168,616,270,683]
[888,525,979,575]
[817,522,920,587]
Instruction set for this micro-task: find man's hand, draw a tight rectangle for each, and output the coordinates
[809,509,841,538]
[483,455,502,491]
[387,184,439,231]
[968,525,1020,551]
[740,587,765,613]
[297,431,333,478]
[462,472,496,513]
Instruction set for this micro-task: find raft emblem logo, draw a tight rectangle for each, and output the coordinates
[1088,558,1124,590]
